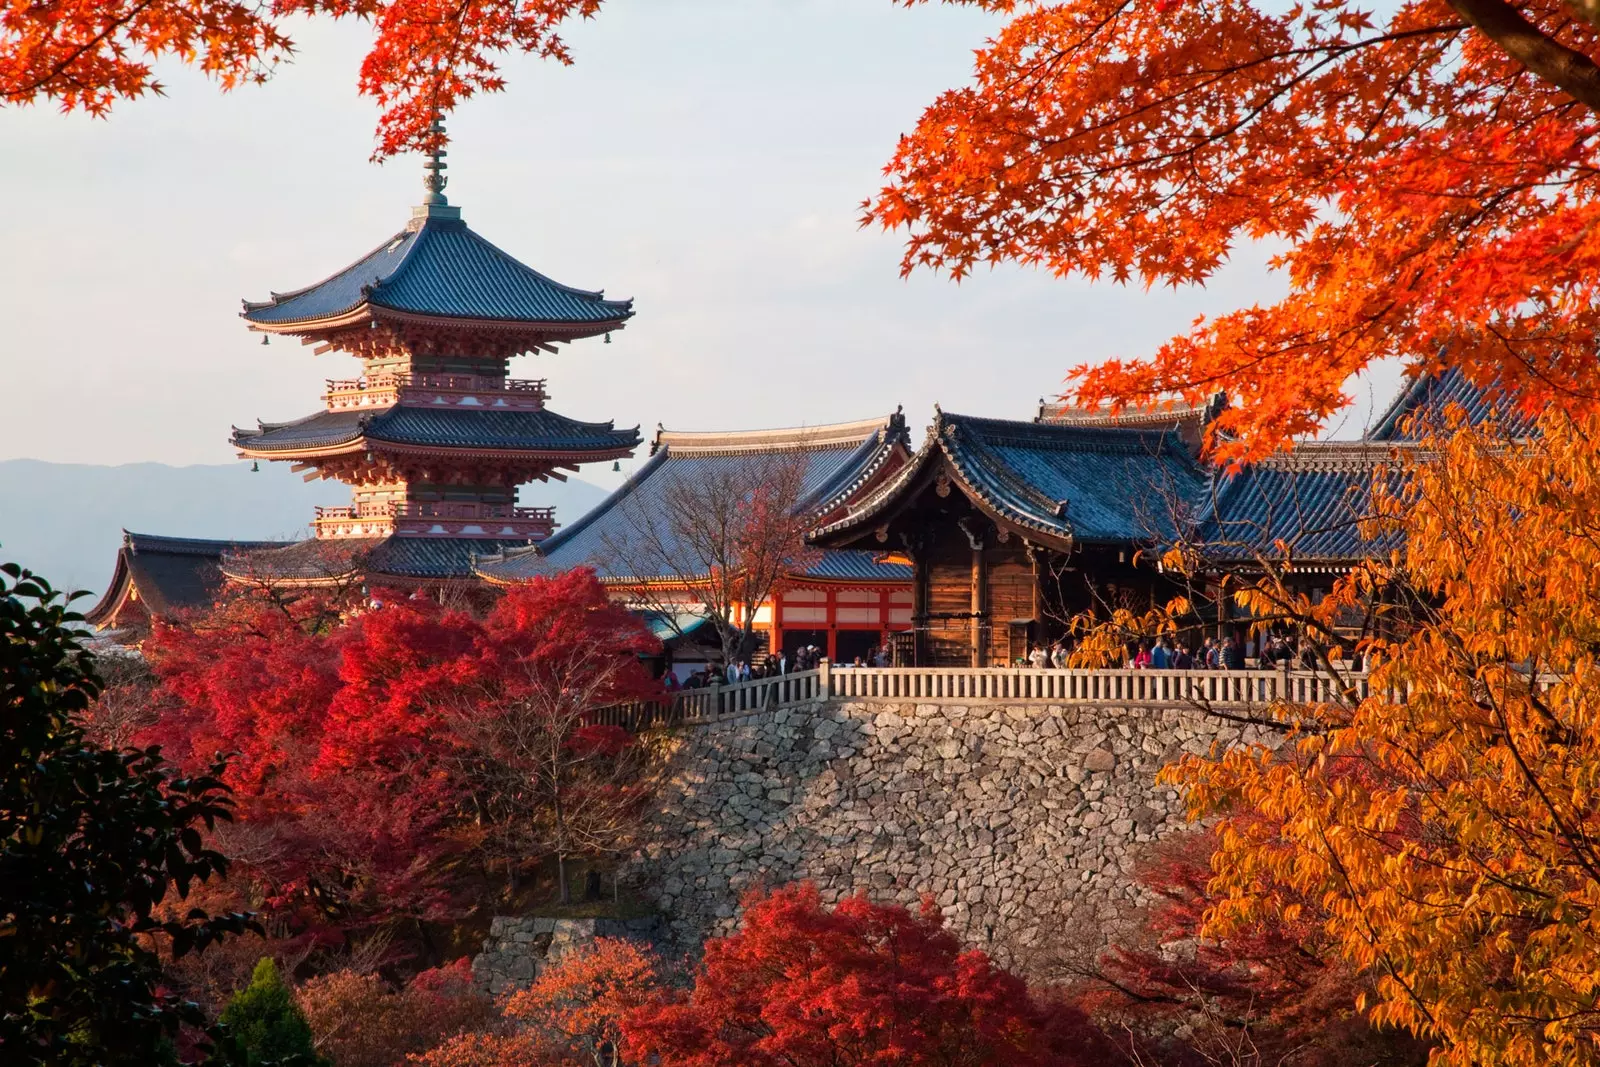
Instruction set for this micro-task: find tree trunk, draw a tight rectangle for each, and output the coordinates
[557,851,571,905]
[1446,0,1600,111]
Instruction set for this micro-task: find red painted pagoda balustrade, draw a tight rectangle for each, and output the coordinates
[323,373,548,412]
[313,502,557,540]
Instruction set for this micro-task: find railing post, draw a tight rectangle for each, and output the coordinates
[818,658,833,699]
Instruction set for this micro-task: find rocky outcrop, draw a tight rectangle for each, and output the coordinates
[640,698,1281,974]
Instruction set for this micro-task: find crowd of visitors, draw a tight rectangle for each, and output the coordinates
[1011,631,1359,671]
[660,631,1354,688]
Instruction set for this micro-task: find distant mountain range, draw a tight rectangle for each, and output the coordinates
[0,459,610,602]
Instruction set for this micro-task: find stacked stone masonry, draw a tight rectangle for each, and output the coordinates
[472,915,664,994]
[641,698,1283,975]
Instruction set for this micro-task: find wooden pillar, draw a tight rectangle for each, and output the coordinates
[912,550,929,667]
[970,541,987,668]
[826,588,838,662]
[1027,542,1043,644]
[772,594,784,658]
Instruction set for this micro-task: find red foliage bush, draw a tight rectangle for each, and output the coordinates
[298,959,496,1067]
[625,883,1113,1067]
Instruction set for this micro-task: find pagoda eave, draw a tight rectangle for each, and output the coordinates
[235,440,637,465]
[245,304,629,344]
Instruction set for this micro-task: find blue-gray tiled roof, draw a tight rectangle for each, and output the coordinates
[233,406,640,454]
[819,411,1203,549]
[85,532,281,624]
[222,535,539,583]
[1367,365,1532,441]
[474,416,910,584]
[798,550,912,582]
[1193,444,1406,563]
[242,216,633,327]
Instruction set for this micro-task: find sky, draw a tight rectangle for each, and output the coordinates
[0,0,1402,489]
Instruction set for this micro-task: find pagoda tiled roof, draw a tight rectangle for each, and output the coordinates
[1191,442,1410,566]
[474,414,913,585]
[222,535,540,584]
[232,406,640,455]
[84,531,280,626]
[241,214,633,329]
[814,411,1204,550]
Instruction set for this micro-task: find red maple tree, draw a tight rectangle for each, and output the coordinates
[141,569,659,943]
[623,882,1112,1067]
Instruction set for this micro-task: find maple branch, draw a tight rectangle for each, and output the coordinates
[1445,0,1600,111]
[0,0,160,100]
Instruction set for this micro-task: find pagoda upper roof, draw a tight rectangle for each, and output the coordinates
[474,413,914,585]
[241,212,633,332]
[232,406,641,456]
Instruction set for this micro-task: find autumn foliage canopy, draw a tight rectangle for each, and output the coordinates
[0,0,601,155]
[873,0,1600,458]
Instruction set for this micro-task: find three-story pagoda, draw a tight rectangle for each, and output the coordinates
[227,142,641,587]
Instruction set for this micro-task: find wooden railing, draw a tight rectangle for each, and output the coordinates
[590,669,829,730]
[324,373,547,395]
[592,662,1373,731]
[827,664,1368,706]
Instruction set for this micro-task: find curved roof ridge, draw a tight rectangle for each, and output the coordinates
[1256,438,1418,472]
[528,448,674,564]
[124,531,280,555]
[938,412,1077,529]
[802,427,910,518]
[654,415,893,456]
[361,215,437,306]
[941,409,1198,463]
[242,227,414,316]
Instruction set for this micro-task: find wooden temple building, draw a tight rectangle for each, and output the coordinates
[79,126,1516,653]
[473,414,917,666]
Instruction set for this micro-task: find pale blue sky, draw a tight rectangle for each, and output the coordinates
[0,0,1395,487]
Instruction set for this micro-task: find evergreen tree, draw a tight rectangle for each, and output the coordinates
[211,959,325,1067]
[0,562,253,1066]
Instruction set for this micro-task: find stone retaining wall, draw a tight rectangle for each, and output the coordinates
[471,915,664,994]
[640,698,1281,974]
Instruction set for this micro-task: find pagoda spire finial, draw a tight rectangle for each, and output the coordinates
[414,115,462,222]
[422,116,448,205]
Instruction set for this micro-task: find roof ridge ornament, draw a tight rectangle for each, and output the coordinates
[414,116,463,223]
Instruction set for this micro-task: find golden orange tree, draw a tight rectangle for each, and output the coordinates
[874,0,1600,458]
[0,0,600,156]
[1152,410,1600,1064]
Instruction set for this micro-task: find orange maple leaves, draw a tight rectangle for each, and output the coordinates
[0,0,601,156]
[874,0,1600,458]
